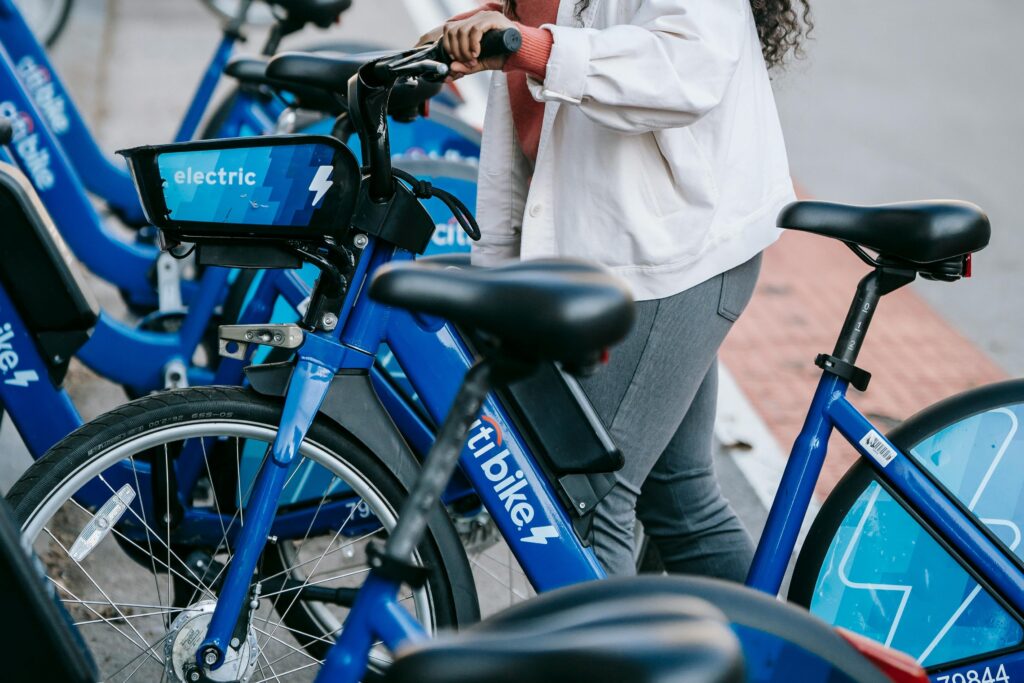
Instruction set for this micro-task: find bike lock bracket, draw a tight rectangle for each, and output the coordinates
[815,353,872,392]
[365,541,430,588]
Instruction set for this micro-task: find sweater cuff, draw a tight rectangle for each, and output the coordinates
[503,24,553,80]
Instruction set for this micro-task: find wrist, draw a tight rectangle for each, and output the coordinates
[503,24,554,80]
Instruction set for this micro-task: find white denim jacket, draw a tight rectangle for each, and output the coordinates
[470,0,796,300]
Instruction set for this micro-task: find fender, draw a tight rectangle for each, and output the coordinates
[244,362,420,484]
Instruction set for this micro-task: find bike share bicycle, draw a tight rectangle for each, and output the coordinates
[0,0,481,400]
[6,30,927,682]
[0,433,748,683]
[756,212,1024,683]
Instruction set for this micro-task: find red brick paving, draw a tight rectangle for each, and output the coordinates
[720,230,1006,497]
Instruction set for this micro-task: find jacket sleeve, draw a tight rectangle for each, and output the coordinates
[471,73,528,266]
[530,0,749,134]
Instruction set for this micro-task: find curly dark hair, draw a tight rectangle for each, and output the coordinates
[504,0,811,69]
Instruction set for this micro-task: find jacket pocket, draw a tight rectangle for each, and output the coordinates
[717,253,762,322]
[644,128,720,218]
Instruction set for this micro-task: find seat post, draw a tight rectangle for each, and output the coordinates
[832,266,916,366]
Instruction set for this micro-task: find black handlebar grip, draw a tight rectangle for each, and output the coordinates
[478,28,522,61]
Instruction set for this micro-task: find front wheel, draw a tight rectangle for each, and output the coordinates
[8,386,478,681]
[789,380,1024,672]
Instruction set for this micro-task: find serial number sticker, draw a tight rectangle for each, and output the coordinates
[859,429,898,467]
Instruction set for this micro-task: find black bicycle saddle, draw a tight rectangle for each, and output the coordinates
[266,51,443,113]
[778,200,990,265]
[225,56,344,115]
[265,0,351,28]
[383,583,743,683]
[369,259,635,367]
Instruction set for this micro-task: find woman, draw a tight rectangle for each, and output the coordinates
[422,0,809,580]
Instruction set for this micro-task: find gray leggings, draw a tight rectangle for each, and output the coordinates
[579,254,762,580]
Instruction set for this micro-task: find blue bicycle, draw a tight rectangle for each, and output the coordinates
[6,32,933,682]
[0,0,480,317]
[0,4,481,397]
[0,470,750,683]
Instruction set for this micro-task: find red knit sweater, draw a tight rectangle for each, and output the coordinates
[450,2,556,161]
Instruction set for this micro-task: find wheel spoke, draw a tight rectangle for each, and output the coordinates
[47,574,156,662]
[70,492,214,601]
[43,528,154,650]
[259,491,358,652]
[129,456,166,625]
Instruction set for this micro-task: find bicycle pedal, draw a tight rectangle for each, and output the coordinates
[218,324,305,360]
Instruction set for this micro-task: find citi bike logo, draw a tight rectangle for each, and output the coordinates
[0,323,39,387]
[0,101,56,191]
[16,56,70,135]
[467,417,560,545]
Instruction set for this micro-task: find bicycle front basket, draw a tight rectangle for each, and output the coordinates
[119,135,361,244]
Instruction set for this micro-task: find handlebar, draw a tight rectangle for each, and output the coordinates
[370,28,523,86]
[354,29,522,203]
[431,27,524,68]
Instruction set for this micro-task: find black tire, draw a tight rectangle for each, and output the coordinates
[8,386,479,679]
[789,378,1024,609]
[16,0,74,47]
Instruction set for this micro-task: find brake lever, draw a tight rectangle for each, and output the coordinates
[392,59,449,82]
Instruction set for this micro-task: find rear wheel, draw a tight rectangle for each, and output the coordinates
[789,380,1024,670]
[8,386,478,681]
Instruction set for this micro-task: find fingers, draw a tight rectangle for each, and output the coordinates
[416,25,443,46]
[448,61,479,79]
[442,12,511,65]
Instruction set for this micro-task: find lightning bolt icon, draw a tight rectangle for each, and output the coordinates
[4,370,39,387]
[309,165,334,207]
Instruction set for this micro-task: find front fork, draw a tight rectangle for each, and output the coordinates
[197,332,346,670]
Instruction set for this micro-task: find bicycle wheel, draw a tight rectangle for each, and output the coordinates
[789,379,1024,670]
[14,0,74,47]
[8,386,478,682]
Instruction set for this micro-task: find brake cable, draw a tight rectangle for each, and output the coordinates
[392,167,481,241]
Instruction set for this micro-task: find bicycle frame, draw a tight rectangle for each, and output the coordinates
[196,235,607,671]
[0,0,266,224]
[0,262,291,456]
[742,370,1024,680]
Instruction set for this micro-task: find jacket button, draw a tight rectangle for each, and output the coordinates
[529,204,543,217]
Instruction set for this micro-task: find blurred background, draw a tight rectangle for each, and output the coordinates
[3,0,1021,607]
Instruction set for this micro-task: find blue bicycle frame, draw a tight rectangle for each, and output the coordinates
[0,0,259,225]
[748,373,1024,613]
[189,228,909,683]
[196,235,607,670]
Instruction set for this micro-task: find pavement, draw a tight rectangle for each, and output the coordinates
[0,0,1018,613]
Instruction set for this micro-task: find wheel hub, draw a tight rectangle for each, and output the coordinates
[165,600,259,683]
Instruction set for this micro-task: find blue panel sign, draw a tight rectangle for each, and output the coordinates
[120,135,361,240]
[158,143,338,227]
